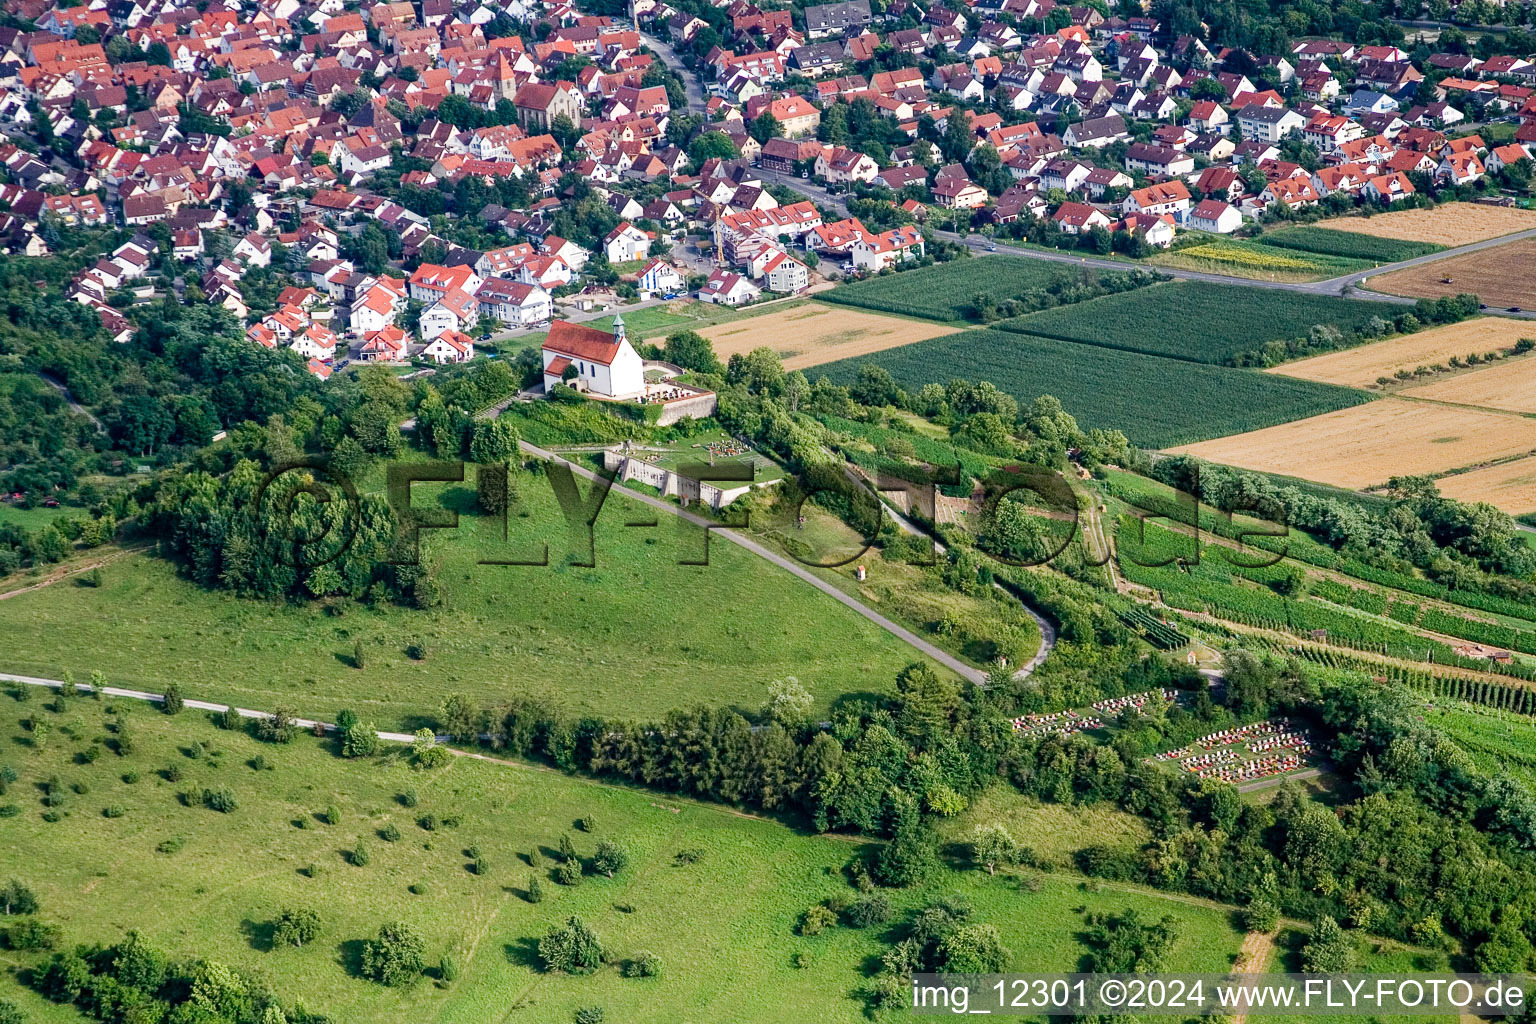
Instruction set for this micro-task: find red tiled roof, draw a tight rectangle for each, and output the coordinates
[542,319,620,364]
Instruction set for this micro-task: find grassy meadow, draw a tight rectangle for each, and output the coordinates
[0,477,938,729]
[0,698,1246,1024]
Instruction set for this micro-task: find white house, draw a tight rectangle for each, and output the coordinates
[420,329,474,364]
[636,258,686,295]
[232,231,272,266]
[698,269,762,305]
[476,278,551,326]
[762,250,810,293]
[541,317,645,397]
[289,325,338,362]
[1187,198,1243,234]
[1235,105,1306,143]
[603,221,653,262]
[419,287,480,340]
[849,225,924,272]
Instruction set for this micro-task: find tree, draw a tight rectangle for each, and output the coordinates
[688,131,738,166]
[970,823,1019,875]
[255,707,296,744]
[0,999,23,1024]
[662,330,723,374]
[750,111,781,144]
[763,676,814,726]
[411,728,449,769]
[876,791,938,887]
[939,924,1012,972]
[0,880,37,916]
[1301,916,1355,973]
[342,720,378,758]
[592,839,627,878]
[1241,873,1281,933]
[272,907,322,948]
[538,915,605,974]
[527,875,544,903]
[469,418,520,465]
[361,921,427,985]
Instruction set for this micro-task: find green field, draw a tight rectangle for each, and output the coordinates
[1258,226,1446,263]
[0,699,1246,1024]
[0,478,938,729]
[816,330,1374,448]
[820,257,1145,323]
[0,503,74,529]
[1000,281,1393,365]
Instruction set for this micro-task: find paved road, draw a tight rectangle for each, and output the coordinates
[37,372,105,431]
[754,167,1536,316]
[849,464,1056,681]
[515,440,991,684]
[639,30,707,116]
[0,671,423,743]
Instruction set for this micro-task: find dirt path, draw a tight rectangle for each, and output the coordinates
[0,545,144,601]
[1230,930,1278,1024]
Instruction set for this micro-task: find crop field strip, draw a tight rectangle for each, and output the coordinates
[1270,316,1536,388]
[996,281,1392,365]
[1256,225,1446,262]
[1168,397,1536,492]
[1310,202,1536,247]
[693,302,955,370]
[1368,237,1536,309]
[815,328,1374,449]
[1150,239,1370,281]
[816,255,1147,322]
[1436,456,1536,514]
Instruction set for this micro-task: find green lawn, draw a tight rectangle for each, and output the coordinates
[0,699,1245,1024]
[0,503,74,529]
[0,478,939,728]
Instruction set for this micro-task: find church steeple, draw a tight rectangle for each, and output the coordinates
[613,314,626,346]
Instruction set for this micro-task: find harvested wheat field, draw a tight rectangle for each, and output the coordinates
[1437,456,1536,514]
[1167,397,1536,489]
[699,302,953,370]
[1367,238,1536,309]
[1271,317,1536,387]
[1401,353,1536,413]
[1317,203,1536,247]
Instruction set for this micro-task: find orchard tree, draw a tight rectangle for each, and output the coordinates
[970,823,1019,876]
[273,907,322,948]
[0,880,38,915]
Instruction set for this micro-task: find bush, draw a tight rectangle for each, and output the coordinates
[380,823,402,843]
[162,682,184,715]
[121,770,139,784]
[272,907,322,947]
[553,859,583,886]
[400,789,418,808]
[844,894,892,929]
[324,804,341,826]
[202,788,237,813]
[156,836,185,854]
[527,876,544,903]
[350,839,370,867]
[575,1009,605,1024]
[253,707,296,744]
[5,918,60,951]
[622,951,661,978]
[576,815,597,832]
[439,954,459,983]
[799,904,838,936]
[102,804,125,819]
[539,915,604,975]
[361,921,427,986]
[674,847,704,865]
